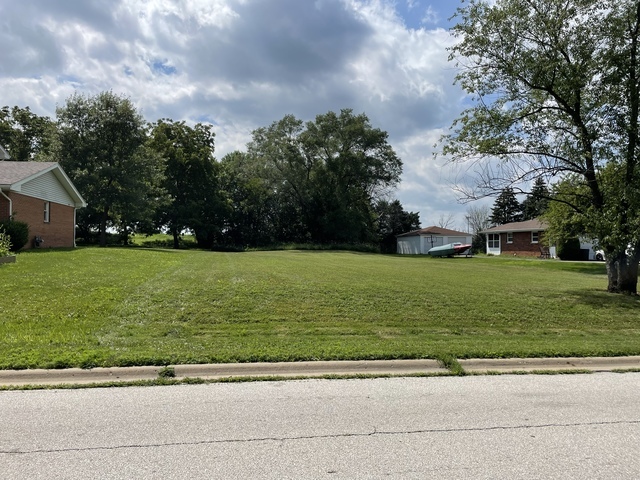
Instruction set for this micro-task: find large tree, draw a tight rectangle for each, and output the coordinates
[147,119,223,249]
[219,151,281,247]
[490,187,522,225]
[248,109,402,244]
[443,0,640,294]
[375,199,421,253]
[521,177,550,221]
[0,106,57,161]
[56,92,161,247]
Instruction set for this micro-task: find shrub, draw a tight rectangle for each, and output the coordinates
[0,220,29,251]
[0,228,11,257]
[557,237,582,261]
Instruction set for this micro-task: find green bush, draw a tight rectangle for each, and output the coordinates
[0,229,11,257]
[0,220,30,251]
[557,237,582,261]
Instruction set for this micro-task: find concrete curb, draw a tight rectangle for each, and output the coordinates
[459,356,640,373]
[0,357,639,387]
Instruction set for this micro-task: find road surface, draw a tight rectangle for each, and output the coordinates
[2,373,639,479]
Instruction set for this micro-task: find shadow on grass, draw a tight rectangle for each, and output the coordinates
[559,289,640,310]
[538,261,607,276]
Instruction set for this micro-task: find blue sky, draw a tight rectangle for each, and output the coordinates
[396,0,459,29]
[0,0,487,229]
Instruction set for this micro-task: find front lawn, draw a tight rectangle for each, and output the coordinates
[0,248,638,369]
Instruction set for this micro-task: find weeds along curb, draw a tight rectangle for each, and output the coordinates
[437,355,466,376]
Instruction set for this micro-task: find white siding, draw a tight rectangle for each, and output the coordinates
[579,238,597,260]
[446,236,472,244]
[20,171,75,206]
[398,233,473,255]
[421,235,444,253]
[397,236,420,254]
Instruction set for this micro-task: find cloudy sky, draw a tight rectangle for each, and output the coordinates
[0,0,490,229]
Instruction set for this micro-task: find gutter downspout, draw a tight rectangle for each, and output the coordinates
[0,189,12,220]
[73,208,77,247]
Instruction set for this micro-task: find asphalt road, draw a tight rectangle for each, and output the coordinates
[2,373,639,479]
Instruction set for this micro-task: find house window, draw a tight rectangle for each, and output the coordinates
[507,232,513,244]
[44,201,50,223]
[488,233,500,249]
[531,231,539,243]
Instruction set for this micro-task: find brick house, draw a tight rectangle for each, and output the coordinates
[481,219,550,257]
[0,159,86,249]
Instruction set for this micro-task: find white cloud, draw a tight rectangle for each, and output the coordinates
[0,0,477,226]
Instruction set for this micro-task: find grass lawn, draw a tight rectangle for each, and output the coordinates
[1,247,639,369]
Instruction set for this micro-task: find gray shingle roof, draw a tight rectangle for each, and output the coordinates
[481,218,547,233]
[0,161,58,186]
[397,226,470,238]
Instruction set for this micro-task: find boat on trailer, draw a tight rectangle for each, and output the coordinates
[427,242,472,257]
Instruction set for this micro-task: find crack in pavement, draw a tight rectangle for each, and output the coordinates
[3,419,639,455]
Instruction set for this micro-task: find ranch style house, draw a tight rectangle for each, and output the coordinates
[0,155,86,249]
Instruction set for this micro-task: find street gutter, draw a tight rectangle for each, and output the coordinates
[0,357,639,388]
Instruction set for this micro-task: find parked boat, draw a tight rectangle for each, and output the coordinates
[427,242,472,257]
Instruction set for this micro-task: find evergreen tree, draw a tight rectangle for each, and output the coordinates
[489,187,522,225]
[375,199,421,253]
[521,178,550,220]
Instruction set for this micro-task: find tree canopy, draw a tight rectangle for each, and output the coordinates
[56,92,162,247]
[2,96,408,252]
[0,106,56,161]
[490,187,522,226]
[247,109,403,244]
[443,0,640,294]
[147,119,223,249]
[521,178,550,221]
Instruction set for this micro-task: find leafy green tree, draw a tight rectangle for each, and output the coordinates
[0,106,57,161]
[219,151,281,247]
[443,0,640,293]
[248,109,402,244]
[56,92,162,247]
[521,178,550,221]
[247,114,316,244]
[489,187,522,225]
[375,199,421,253]
[147,119,223,249]
[113,144,168,245]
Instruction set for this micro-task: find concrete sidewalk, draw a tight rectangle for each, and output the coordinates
[1,356,639,387]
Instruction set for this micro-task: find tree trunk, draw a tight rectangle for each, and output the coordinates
[606,253,639,295]
[172,228,180,249]
[99,207,109,248]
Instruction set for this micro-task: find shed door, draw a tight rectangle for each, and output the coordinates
[421,235,443,254]
[448,236,467,244]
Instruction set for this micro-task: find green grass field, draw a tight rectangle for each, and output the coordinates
[1,247,638,369]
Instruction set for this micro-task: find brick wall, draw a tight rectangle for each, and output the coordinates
[8,192,76,249]
[0,194,9,220]
[500,231,544,257]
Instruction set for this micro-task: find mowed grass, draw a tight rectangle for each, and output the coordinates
[1,248,639,369]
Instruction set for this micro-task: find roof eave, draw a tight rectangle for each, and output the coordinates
[481,227,546,234]
[51,167,87,208]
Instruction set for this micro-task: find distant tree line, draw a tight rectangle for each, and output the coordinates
[1,92,420,251]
